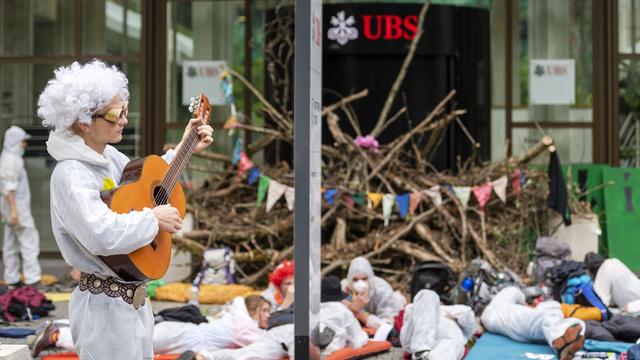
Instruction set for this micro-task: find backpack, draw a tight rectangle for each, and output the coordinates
[410,261,456,304]
[567,281,610,321]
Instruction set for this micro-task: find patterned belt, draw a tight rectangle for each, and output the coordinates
[79,273,147,309]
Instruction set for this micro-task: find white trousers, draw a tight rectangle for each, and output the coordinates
[400,290,467,360]
[481,287,584,347]
[201,324,294,360]
[3,222,41,284]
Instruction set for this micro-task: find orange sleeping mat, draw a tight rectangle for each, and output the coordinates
[43,353,179,360]
[362,327,377,337]
[326,340,393,360]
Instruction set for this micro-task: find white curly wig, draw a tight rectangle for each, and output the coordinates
[37,59,129,130]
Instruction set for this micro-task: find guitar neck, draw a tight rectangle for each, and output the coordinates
[161,124,200,192]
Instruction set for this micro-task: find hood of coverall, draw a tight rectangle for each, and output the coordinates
[347,257,376,295]
[46,129,110,167]
[2,126,30,156]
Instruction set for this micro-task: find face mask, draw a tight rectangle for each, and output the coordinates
[352,280,368,293]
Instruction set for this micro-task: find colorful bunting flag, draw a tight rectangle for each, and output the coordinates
[237,152,254,176]
[368,193,383,209]
[352,192,366,208]
[382,194,395,226]
[285,187,295,211]
[424,186,442,207]
[473,183,493,210]
[247,167,261,185]
[395,193,410,219]
[453,186,472,209]
[256,175,270,207]
[266,180,287,212]
[231,138,243,165]
[324,189,339,206]
[491,175,508,203]
[343,194,355,212]
[512,169,522,196]
[223,115,240,131]
[409,192,423,215]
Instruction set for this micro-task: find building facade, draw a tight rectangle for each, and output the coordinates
[0,0,637,252]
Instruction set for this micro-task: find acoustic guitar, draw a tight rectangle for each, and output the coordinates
[100,94,211,281]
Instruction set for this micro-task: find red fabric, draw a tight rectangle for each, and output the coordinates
[394,308,405,334]
[0,286,46,322]
[268,260,295,288]
[325,340,392,360]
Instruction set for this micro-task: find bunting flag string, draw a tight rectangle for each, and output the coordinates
[220,69,240,134]
[453,186,472,209]
[237,152,254,176]
[382,194,395,226]
[231,138,243,165]
[473,183,493,211]
[284,187,295,211]
[491,175,508,203]
[266,180,287,212]
[247,167,261,185]
[367,192,383,209]
[395,193,410,219]
[256,175,270,207]
[352,192,366,208]
[409,192,423,215]
[324,189,339,206]
[424,185,442,207]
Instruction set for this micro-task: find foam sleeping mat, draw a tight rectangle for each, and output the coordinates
[465,333,557,360]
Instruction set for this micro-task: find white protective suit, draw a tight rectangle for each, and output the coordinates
[400,290,474,360]
[0,126,41,285]
[317,301,369,356]
[593,258,640,309]
[347,257,405,328]
[200,323,294,360]
[47,130,175,360]
[481,286,585,347]
[153,296,266,354]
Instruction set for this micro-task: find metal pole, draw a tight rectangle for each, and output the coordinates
[294,0,322,357]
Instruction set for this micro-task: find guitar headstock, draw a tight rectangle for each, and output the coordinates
[188,94,211,125]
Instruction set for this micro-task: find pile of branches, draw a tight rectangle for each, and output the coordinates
[172,2,560,288]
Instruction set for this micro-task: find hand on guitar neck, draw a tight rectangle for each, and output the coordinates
[174,118,214,155]
[152,204,182,234]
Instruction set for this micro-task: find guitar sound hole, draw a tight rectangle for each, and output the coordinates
[153,186,169,206]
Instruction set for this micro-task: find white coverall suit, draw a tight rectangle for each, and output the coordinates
[481,286,585,347]
[0,126,41,285]
[201,301,368,360]
[593,258,640,310]
[400,289,475,360]
[348,257,473,359]
[47,130,175,360]
[153,296,266,354]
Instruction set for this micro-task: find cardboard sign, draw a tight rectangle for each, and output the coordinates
[529,59,575,105]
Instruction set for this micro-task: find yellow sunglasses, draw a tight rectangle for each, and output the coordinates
[92,102,129,123]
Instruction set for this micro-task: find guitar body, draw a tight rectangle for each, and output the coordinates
[100,155,186,281]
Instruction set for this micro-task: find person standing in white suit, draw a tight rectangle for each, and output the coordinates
[37,59,213,360]
[0,125,41,286]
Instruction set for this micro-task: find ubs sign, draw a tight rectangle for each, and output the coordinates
[327,11,418,45]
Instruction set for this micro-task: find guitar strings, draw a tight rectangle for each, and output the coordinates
[155,108,209,206]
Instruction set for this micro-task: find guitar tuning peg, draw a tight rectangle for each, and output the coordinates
[190,97,196,102]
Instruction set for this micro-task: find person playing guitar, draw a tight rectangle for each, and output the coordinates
[37,60,214,360]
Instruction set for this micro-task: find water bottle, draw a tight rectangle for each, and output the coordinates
[460,277,474,292]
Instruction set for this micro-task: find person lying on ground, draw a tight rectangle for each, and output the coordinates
[32,295,271,357]
[198,276,369,360]
[585,252,640,312]
[481,286,586,360]
[262,259,295,312]
[345,257,475,360]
